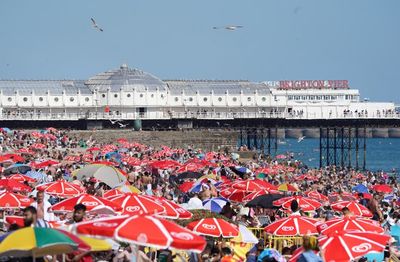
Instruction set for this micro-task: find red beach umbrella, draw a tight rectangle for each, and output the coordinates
[328,192,357,202]
[317,216,384,235]
[331,201,373,218]
[8,174,36,183]
[264,215,320,236]
[71,215,206,252]
[50,193,122,213]
[0,179,31,193]
[187,218,239,238]
[5,216,24,227]
[16,148,35,155]
[318,231,390,261]
[33,160,60,169]
[103,189,124,199]
[86,147,101,152]
[0,192,33,209]
[273,196,323,212]
[176,163,205,173]
[30,143,46,150]
[219,188,247,202]
[230,179,268,192]
[37,181,85,198]
[150,160,181,169]
[178,181,195,192]
[371,184,393,193]
[0,154,25,163]
[110,193,165,215]
[116,215,206,251]
[143,195,192,219]
[305,191,329,202]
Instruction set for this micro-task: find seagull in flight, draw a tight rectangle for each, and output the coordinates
[213,25,243,31]
[297,136,306,143]
[109,119,119,125]
[91,18,103,32]
[118,122,128,128]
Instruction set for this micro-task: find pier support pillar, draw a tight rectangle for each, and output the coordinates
[320,126,366,170]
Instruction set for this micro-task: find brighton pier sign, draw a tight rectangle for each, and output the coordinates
[264,80,349,90]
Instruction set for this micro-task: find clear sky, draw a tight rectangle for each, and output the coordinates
[0,0,399,103]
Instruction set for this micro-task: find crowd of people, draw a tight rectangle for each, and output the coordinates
[0,127,398,261]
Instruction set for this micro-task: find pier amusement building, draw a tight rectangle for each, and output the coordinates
[0,64,397,129]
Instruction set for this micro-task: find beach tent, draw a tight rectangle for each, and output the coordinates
[74,164,126,188]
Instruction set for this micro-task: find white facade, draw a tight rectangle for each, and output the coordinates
[0,65,397,120]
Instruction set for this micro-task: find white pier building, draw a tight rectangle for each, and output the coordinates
[0,64,397,121]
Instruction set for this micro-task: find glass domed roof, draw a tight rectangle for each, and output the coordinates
[85,64,167,92]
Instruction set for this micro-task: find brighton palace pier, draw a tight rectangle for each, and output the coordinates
[0,64,399,136]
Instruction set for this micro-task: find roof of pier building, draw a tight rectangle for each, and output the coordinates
[85,64,168,92]
[165,80,271,95]
[0,64,271,95]
[0,80,91,95]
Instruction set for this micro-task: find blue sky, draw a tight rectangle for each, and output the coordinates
[0,0,399,103]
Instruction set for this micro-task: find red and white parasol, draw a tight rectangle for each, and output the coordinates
[70,215,206,252]
[264,215,320,236]
[110,193,165,215]
[37,180,85,198]
[331,201,373,218]
[0,179,32,193]
[317,216,384,235]
[187,218,239,238]
[0,192,33,209]
[273,196,323,212]
[49,193,122,213]
[143,195,192,219]
[318,230,391,261]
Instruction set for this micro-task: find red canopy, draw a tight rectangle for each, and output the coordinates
[0,179,31,193]
[264,215,320,236]
[187,218,239,238]
[273,196,323,212]
[110,193,165,215]
[317,216,384,235]
[331,201,373,218]
[319,230,390,261]
[71,215,206,253]
[371,184,393,193]
[0,192,33,209]
[50,193,122,213]
[37,181,85,198]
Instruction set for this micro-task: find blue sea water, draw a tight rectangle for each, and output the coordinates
[274,138,400,172]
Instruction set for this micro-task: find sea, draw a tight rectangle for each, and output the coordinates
[258,138,400,172]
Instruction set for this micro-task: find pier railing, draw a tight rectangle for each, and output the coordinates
[0,110,399,121]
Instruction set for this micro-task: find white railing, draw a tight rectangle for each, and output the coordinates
[0,110,399,121]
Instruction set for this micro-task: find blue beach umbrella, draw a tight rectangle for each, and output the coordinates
[352,184,369,193]
[25,171,47,183]
[4,164,31,175]
[202,197,229,213]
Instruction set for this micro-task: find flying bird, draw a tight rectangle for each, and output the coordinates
[118,122,128,128]
[91,18,103,32]
[297,136,306,143]
[213,25,243,31]
[109,119,119,125]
